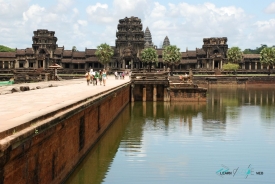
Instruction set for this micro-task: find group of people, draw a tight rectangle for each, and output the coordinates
[114,71,131,80]
[85,69,107,86]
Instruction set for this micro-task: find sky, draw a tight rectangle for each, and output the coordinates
[1,0,275,52]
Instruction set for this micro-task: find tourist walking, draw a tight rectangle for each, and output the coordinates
[102,69,107,86]
[114,71,118,79]
[94,71,99,85]
[85,71,91,86]
[99,70,103,85]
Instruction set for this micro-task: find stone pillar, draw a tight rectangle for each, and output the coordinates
[220,60,223,69]
[45,73,49,81]
[142,85,146,102]
[242,63,245,69]
[164,87,170,102]
[43,60,45,69]
[207,61,209,69]
[2,61,4,69]
[212,60,214,69]
[249,62,251,70]
[153,85,157,102]
[123,59,126,69]
[8,61,10,69]
[131,84,135,102]
[255,62,257,70]
[261,63,263,69]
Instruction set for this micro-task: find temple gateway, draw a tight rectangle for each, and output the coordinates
[0,16,270,73]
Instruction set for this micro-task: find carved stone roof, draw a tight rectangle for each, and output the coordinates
[85,49,96,56]
[243,54,260,59]
[72,51,85,58]
[25,48,34,54]
[196,48,206,55]
[187,50,197,57]
[61,59,71,63]
[86,57,98,62]
[63,50,72,57]
[54,47,63,55]
[162,36,170,48]
[181,52,187,58]
[0,52,16,58]
[156,49,163,55]
[16,49,26,55]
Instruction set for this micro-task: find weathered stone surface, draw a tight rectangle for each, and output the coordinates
[1,91,12,95]
[11,87,21,93]
[48,84,57,87]
[19,86,30,91]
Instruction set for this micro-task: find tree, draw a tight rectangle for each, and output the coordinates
[260,47,275,76]
[0,45,15,52]
[141,47,158,72]
[95,43,114,69]
[72,46,78,51]
[162,45,181,76]
[227,47,242,63]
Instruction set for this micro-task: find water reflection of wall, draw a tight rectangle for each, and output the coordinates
[65,105,131,184]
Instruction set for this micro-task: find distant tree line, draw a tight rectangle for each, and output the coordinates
[0,45,15,52]
[243,44,275,54]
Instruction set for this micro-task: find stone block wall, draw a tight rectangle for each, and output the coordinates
[0,84,130,184]
[170,88,207,102]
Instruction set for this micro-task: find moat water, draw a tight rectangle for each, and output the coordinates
[65,86,275,184]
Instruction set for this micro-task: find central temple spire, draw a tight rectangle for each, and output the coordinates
[162,36,170,48]
[144,27,154,48]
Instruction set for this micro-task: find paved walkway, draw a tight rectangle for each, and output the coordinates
[0,76,130,136]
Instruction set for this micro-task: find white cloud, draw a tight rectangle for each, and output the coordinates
[23,5,45,22]
[86,3,114,23]
[113,0,150,19]
[52,0,74,13]
[264,2,275,14]
[77,20,88,26]
[141,2,251,50]
[150,2,166,18]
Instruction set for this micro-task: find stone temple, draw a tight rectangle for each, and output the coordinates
[0,16,271,73]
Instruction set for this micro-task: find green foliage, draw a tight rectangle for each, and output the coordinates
[95,43,114,68]
[162,45,181,65]
[243,44,269,54]
[0,45,15,52]
[72,46,78,51]
[223,62,239,71]
[260,47,275,67]
[227,47,242,63]
[141,48,158,65]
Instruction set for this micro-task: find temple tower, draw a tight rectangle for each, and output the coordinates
[144,27,154,48]
[115,16,145,70]
[202,37,228,69]
[32,29,58,68]
[162,36,170,48]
